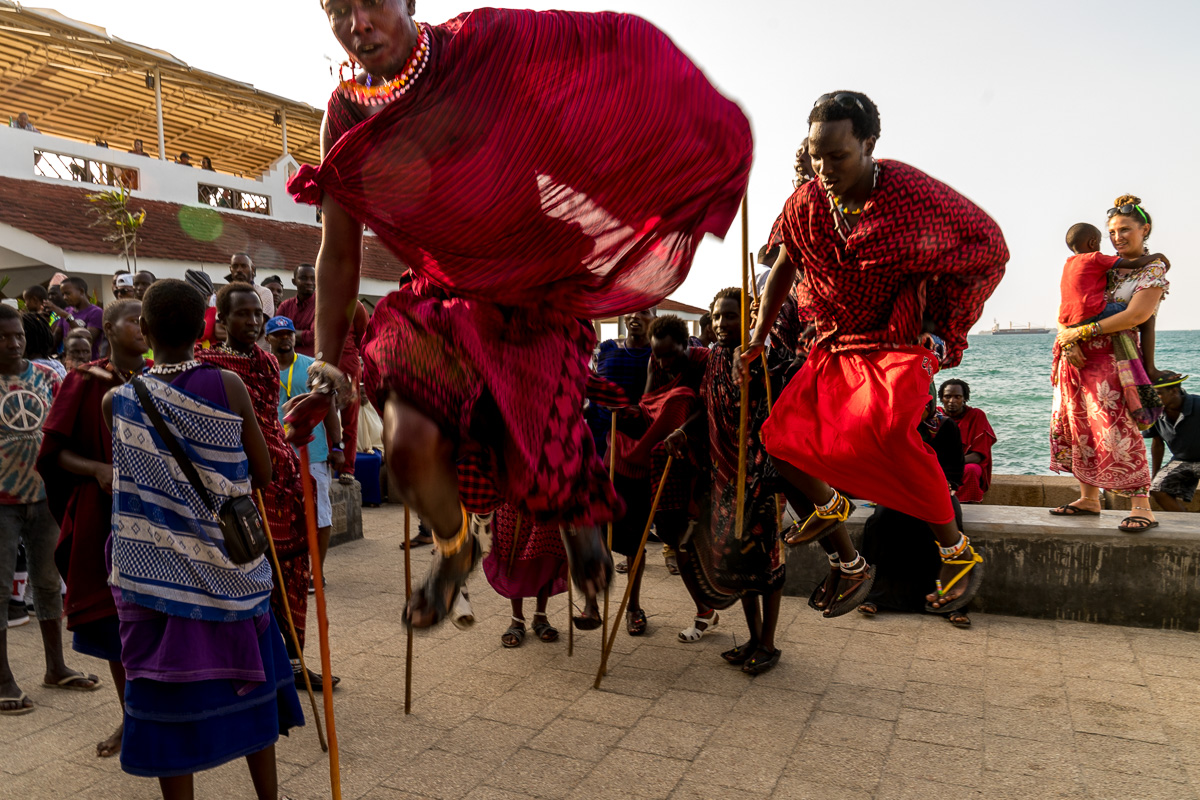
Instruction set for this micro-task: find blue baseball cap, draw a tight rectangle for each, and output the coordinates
[265,316,296,335]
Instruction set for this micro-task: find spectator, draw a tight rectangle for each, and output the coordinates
[266,316,343,586]
[12,112,37,132]
[939,379,996,504]
[21,285,52,327]
[62,330,94,371]
[225,253,276,317]
[261,275,285,310]
[0,304,102,716]
[22,312,66,379]
[51,277,104,360]
[128,139,149,157]
[185,269,221,349]
[113,273,136,300]
[201,156,215,171]
[1147,372,1199,513]
[176,151,193,167]
[132,271,156,300]
[697,311,716,347]
[100,280,301,788]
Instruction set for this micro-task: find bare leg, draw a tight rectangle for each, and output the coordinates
[316,525,332,572]
[1153,491,1185,513]
[40,618,98,687]
[383,394,472,628]
[626,556,647,635]
[245,744,278,800]
[0,627,33,713]
[97,659,126,758]
[158,774,195,800]
[740,595,762,647]
[1059,481,1102,513]
[760,589,782,652]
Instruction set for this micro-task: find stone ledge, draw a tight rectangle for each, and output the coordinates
[783,503,1200,631]
[983,474,1200,512]
[329,478,364,548]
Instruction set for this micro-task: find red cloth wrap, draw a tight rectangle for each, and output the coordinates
[481,504,568,600]
[36,361,119,629]
[781,160,1008,369]
[288,8,752,317]
[945,406,996,499]
[761,346,956,525]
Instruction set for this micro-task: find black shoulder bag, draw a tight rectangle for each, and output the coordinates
[132,376,268,565]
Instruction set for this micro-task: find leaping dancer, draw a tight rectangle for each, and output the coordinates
[746,91,1008,615]
[284,2,752,629]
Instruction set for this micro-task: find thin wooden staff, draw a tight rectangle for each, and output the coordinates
[507,514,523,577]
[594,455,673,689]
[403,506,413,715]
[299,449,342,800]
[747,247,783,527]
[255,490,327,753]
[600,412,617,661]
[735,194,751,541]
[567,563,575,657]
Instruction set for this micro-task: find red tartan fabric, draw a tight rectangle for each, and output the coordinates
[781,160,1008,369]
[289,8,751,318]
[196,345,309,638]
[362,282,620,526]
[762,346,956,526]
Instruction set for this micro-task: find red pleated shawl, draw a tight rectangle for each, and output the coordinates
[288,8,752,317]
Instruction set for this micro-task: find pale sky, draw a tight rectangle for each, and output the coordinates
[38,0,1200,329]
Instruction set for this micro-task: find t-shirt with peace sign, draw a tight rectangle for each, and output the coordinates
[1,361,60,504]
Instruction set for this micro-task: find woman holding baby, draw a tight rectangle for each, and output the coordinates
[1049,194,1169,532]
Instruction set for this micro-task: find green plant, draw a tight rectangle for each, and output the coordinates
[85,186,146,271]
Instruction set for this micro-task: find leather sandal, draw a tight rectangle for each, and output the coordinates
[785,492,855,546]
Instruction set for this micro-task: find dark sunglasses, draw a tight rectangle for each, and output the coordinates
[1107,203,1148,223]
[814,92,866,113]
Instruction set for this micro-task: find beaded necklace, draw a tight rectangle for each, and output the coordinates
[337,24,431,107]
[147,359,201,376]
[827,161,880,243]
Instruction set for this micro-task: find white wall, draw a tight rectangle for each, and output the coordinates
[0,126,317,225]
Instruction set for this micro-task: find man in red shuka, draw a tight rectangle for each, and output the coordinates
[745,91,1008,617]
[282,1,752,629]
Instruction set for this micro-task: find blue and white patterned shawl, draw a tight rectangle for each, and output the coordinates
[110,376,274,621]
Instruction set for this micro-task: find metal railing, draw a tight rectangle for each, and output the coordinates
[33,149,140,189]
[198,183,271,216]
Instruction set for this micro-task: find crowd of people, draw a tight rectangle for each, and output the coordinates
[2,4,1191,799]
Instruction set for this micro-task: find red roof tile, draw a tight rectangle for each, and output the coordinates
[0,176,407,282]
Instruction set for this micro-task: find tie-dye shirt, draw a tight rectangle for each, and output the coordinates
[0,361,60,504]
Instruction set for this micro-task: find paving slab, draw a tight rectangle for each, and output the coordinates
[4,503,1198,799]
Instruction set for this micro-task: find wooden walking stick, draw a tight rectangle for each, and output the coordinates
[735,195,751,541]
[255,490,327,753]
[600,413,617,661]
[594,455,674,689]
[403,506,413,715]
[507,514,523,577]
[747,245,783,527]
[299,449,342,800]
[567,566,575,657]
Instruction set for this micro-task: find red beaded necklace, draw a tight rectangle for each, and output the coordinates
[337,24,431,107]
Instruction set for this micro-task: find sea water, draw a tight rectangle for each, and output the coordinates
[955,330,1200,475]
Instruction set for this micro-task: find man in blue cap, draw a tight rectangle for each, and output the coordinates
[266,316,343,599]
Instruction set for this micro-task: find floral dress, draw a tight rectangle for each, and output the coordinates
[1050,262,1169,493]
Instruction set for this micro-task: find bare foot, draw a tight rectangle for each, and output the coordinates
[97,723,123,757]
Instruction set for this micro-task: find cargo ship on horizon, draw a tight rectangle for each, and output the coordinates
[975,319,1053,335]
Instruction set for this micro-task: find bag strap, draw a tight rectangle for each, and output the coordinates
[131,376,218,515]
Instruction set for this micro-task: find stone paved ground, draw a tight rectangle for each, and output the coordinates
[5,505,1200,799]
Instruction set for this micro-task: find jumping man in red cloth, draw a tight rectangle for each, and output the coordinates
[746,92,1007,614]
[284,1,752,627]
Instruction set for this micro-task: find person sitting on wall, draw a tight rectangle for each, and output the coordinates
[1146,372,1199,513]
[939,379,996,504]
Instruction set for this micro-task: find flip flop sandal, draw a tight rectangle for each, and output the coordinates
[721,641,755,665]
[820,564,877,619]
[1049,504,1101,516]
[785,492,856,546]
[1118,516,1160,533]
[925,537,984,615]
[626,608,648,636]
[572,612,602,631]
[742,647,781,675]
[0,692,33,715]
[678,611,719,643]
[947,611,971,629]
[857,602,878,617]
[502,618,526,648]
[808,567,841,612]
[532,613,559,643]
[615,559,629,574]
[43,673,102,692]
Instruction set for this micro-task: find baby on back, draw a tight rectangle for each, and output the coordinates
[1058,222,1165,327]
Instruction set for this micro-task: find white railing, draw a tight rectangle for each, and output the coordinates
[0,126,315,225]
